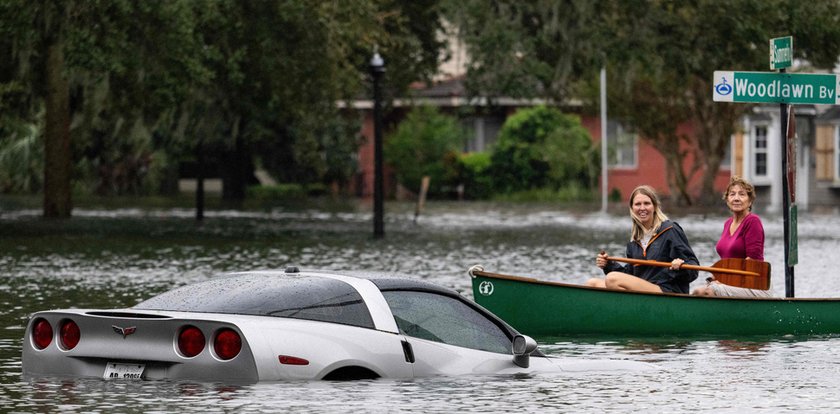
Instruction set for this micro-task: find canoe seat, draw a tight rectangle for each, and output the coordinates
[712,258,771,290]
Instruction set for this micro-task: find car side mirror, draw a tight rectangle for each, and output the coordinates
[512,334,538,368]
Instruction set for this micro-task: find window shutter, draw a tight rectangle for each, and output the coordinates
[815,124,835,181]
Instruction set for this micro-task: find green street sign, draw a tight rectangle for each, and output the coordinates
[713,71,840,105]
[770,36,793,70]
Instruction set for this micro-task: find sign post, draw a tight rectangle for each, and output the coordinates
[711,36,829,297]
[790,204,798,266]
[775,36,795,297]
[786,107,799,267]
[779,99,794,297]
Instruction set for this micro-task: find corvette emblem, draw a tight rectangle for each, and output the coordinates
[112,325,137,338]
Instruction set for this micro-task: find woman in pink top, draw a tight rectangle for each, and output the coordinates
[693,176,771,297]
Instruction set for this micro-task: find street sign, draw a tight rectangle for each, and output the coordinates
[770,36,793,70]
[713,71,840,104]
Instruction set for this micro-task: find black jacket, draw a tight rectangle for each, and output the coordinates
[603,220,699,293]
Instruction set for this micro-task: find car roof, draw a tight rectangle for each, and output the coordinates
[314,270,461,296]
[237,269,462,296]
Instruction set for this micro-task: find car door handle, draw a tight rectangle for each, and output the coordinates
[401,340,415,363]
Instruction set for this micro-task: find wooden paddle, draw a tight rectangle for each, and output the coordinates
[708,258,771,290]
[605,256,771,290]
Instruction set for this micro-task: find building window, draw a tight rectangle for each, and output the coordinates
[462,116,502,153]
[608,121,637,168]
[752,124,769,178]
[720,139,731,169]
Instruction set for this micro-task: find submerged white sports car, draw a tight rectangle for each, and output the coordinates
[23,268,649,382]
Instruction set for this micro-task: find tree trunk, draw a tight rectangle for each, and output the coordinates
[43,40,72,218]
[698,150,724,206]
[195,138,205,222]
[221,136,247,202]
[663,151,693,206]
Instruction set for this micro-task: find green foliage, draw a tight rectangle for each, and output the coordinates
[443,1,606,103]
[604,0,840,204]
[246,183,327,201]
[7,0,839,210]
[490,106,596,194]
[319,115,363,189]
[145,150,176,195]
[384,106,465,196]
[258,113,362,192]
[492,183,595,202]
[0,76,42,193]
[247,184,306,200]
[455,151,493,199]
[0,123,42,193]
[0,0,447,209]
[609,187,622,203]
[447,0,840,205]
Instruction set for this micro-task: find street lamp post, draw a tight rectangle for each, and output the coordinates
[370,52,385,238]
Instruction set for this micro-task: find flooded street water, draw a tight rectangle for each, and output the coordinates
[3,201,840,412]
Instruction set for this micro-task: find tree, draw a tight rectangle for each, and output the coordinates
[0,0,209,216]
[490,106,596,193]
[444,0,606,103]
[603,0,840,205]
[446,0,840,205]
[384,106,465,196]
[0,1,449,214]
[192,1,446,201]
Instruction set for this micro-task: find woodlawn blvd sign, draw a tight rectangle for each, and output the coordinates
[713,71,840,105]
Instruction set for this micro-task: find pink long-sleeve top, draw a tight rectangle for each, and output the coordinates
[715,213,765,261]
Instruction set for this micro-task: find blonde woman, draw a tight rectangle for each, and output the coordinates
[587,185,699,294]
[692,176,770,297]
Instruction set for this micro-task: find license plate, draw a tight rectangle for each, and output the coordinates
[103,362,145,380]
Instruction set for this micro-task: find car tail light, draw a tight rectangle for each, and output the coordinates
[178,326,205,358]
[213,328,242,360]
[59,319,81,350]
[32,318,53,350]
[278,355,309,365]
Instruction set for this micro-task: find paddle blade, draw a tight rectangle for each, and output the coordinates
[711,258,771,290]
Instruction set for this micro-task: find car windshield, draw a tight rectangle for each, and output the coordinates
[134,274,374,328]
[382,290,511,354]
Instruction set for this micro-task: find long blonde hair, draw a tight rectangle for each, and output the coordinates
[628,185,669,241]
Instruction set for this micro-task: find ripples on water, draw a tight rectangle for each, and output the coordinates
[3,202,840,412]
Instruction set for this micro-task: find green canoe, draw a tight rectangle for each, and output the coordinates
[469,267,840,337]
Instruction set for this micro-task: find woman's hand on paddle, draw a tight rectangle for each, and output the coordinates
[670,258,684,270]
[596,251,609,269]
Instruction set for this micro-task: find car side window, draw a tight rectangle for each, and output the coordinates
[381,290,511,354]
